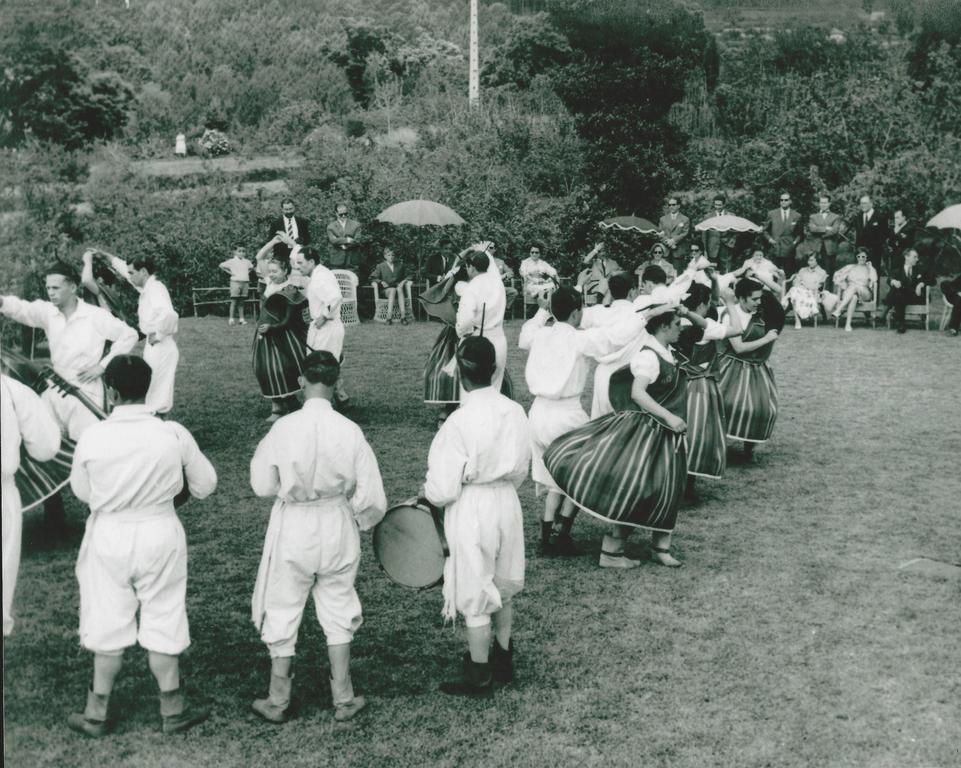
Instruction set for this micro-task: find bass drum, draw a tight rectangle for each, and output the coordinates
[373,497,447,589]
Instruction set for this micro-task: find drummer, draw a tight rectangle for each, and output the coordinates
[423,336,530,697]
[249,351,386,723]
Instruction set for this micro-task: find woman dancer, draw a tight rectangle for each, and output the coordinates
[676,282,742,496]
[544,309,688,569]
[253,259,308,421]
[832,250,878,331]
[717,278,780,462]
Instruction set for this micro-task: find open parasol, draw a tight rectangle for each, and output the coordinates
[695,214,761,232]
[926,204,961,231]
[376,200,466,227]
[598,215,659,234]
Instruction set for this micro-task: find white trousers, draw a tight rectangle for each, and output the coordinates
[254,498,362,656]
[442,481,525,626]
[2,475,22,636]
[528,396,589,494]
[42,387,99,440]
[307,318,345,359]
[144,337,179,414]
[76,508,190,655]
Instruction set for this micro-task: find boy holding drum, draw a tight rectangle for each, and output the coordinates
[423,336,531,697]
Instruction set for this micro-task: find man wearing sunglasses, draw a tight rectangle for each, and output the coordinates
[326,203,363,272]
[764,192,803,277]
[658,197,691,271]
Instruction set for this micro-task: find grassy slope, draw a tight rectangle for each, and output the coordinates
[4,317,960,768]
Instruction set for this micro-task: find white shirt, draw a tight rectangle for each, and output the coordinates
[456,255,507,337]
[263,279,290,299]
[519,310,612,399]
[250,398,386,530]
[683,316,728,345]
[0,297,138,386]
[219,256,254,282]
[425,387,530,507]
[633,265,697,312]
[305,265,342,322]
[630,336,675,383]
[109,258,178,339]
[579,299,647,367]
[724,304,754,334]
[1,375,60,479]
[70,405,217,514]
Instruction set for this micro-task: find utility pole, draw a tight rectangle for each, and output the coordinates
[468,0,479,108]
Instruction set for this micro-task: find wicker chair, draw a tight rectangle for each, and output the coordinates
[331,269,360,326]
[372,281,413,322]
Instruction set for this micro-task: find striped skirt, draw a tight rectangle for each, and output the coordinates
[717,356,778,443]
[686,375,727,480]
[17,438,75,513]
[424,325,513,404]
[543,412,687,532]
[253,328,307,399]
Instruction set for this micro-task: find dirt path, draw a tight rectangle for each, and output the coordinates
[90,153,304,178]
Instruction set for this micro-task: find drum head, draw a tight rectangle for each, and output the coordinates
[373,503,445,589]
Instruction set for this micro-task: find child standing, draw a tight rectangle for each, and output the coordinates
[219,246,254,326]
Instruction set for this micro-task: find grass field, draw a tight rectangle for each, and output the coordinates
[4,316,960,768]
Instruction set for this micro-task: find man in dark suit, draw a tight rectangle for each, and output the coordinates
[702,195,737,273]
[267,198,311,260]
[848,195,888,275]
[658,196,691,272]
[884,249,930,333]
[806,193,842,286]
[763,191,803,277]
[887,209,916,273]
[326,203,363,272]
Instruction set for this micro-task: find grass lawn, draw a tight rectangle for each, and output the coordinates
[4,316,960,768]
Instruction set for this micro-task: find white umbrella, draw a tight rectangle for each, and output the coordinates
[375,200,466,227]
[694,214,761,233]
[926,204,961,230]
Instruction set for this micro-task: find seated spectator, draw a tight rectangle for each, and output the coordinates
[941,274,961,337]
[370,247,413,325]
[519,244,559,301]
[634,244,677,286]
[576,243,621,305]
[884,248,931,334]
[785,254,830,329]
[832,249,878,332]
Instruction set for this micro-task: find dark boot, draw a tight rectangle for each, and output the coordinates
[439,653,493,698]
[67,689,111,738]
[551,532,581,556]
[251,673,292,724]
[489,640,514,684]
[160,684,209,735]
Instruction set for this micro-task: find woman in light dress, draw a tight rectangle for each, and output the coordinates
[832,249,878,331]
[785,254,830,328]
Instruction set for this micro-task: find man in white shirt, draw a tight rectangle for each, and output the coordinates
[0,263,138,440]
[294,247,350,408]
[68,355,217,737]
[519,287,612,555]
[1,374,61,637]
[249,351,386,723]
[424,337,530,697]
[455,248,508,393]
[580,273,648,418]
[82,251,180,415]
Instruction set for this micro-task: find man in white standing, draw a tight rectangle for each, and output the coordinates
[293,246,350,408]
[455,245,508,393]
[1,263,138,440]
[2,373,61,637]
[249,351,386,723]
[82,250,179,415]
[67,355,217,737]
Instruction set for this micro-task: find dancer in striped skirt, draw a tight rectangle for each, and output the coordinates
[676,282,743,497]
[253,259,308,422]
[544,308,688,569]
[717,278,780,462]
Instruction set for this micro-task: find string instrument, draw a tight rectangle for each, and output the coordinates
[0,347,108,420]
[262,285,308,337]
[87,248,143,337]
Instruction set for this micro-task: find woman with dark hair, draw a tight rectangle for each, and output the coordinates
[832,249,878,332]
[544,308,689,568]
[718,278,780,461]
[253,259,308,421]
[677,280,742,490]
